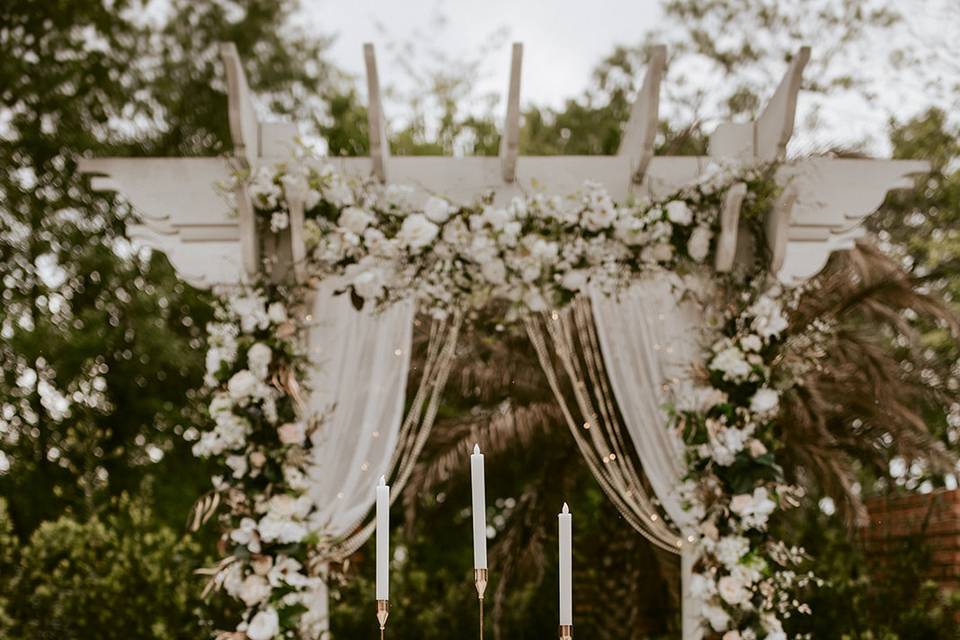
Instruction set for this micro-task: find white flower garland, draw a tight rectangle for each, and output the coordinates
[192,150,814,639]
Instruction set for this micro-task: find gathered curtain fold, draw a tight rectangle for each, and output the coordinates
[526,275,707,640]
[301,282,461,632]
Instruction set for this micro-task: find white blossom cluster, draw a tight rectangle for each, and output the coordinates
[679,286,814,638]
[193,286,332,640]
[243,157,761,321]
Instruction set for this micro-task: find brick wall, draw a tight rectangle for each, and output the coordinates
[861,488,960,592]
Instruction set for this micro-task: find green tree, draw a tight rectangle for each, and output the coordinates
[0,0,339,537]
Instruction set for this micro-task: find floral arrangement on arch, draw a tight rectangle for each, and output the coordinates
[190,147,817,640]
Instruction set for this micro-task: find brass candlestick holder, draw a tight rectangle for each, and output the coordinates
[559,624,573,640]
[376,599,389,640]
[475,568,488,638]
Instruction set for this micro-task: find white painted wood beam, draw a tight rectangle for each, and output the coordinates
[755,46,810,161]
[500,43,523,183]
[219,42,260,277]
[618,45,666,183]
[709,46,810,161]
[364,43,390,183]
[219,42,260,169]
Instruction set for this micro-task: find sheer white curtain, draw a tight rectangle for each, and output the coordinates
[591,274,708,640]
[300,282,461,634]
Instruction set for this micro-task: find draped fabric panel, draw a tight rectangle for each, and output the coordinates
[589,276,704,533]
[302,282,461,633]
[526,276,707,640]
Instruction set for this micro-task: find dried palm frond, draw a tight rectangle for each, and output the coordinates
[779,241,959,527]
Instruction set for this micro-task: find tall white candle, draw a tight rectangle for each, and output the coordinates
[558,502,572,625]
[470,444,488,569]
[376,475,390,600]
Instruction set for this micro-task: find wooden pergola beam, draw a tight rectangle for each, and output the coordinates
[364,43,390,183]
[500,43,523,183]
[219,42,260,277]
[618,44,666,183]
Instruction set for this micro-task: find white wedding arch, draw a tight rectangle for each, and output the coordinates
[80,41,926,640]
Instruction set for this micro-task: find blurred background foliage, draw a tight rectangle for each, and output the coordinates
[0,0,958,638]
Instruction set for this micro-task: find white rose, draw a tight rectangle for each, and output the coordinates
[280,171,310,204]
[481,206,512,231]
[238,574,272,607]
[230,517,260,553]
[227,370,258,401]
[222,562,244,596]
[338,206,375,234]
[526,236,559,263]
[481,258,507,285]
[730,487,777,528]
[748,439,768,457]
[278,422,306,445]
[740,334,762,352]
[267,302,287,324]
[665,200,693,225]
[524,289,548,312]
[715,535,750,567]
[270,211,289,232]
[251,555,273,576]
[250,451,267,468]
[249,167,280,209]
[502,221,522,244]
[258,514,307,544]
[560,269,589,292]
[652,243,674,262]
[710,346,752,382]
[423,196,453,223]
[723,631,742,640]
[688,573,717,600]
[687,225,712,262]
[749,295,789,339]
[702,603,731,632]
[226,454,248,479]
[247,343,272,380]
[750,388,780,415]
[246,608,280,640]
[582,203,618,231]
[614,215,649,246]
[397,213,439,252]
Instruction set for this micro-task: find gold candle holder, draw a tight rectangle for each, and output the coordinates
[475,568,488,638]
[559,624,573,639]
[376,599,389,640]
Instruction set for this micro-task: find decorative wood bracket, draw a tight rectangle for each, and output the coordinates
[618,45,666,184]
[500,43,523,183]
[364,43,390,183]
[220,42,260,278]
[708,46,810,280]
[715,182,747,272]
[767,184,798,273]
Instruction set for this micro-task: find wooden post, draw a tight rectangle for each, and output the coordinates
[618,45,666,183]
[364,43,390,183]
[219,42,260,278]
[500,43,523,183]
[715,182,747,272]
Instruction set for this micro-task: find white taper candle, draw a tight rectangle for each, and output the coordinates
[376,475,390,600]
[558,502,572,625]
[470,443,488,569]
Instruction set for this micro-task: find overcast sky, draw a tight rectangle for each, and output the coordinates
[300,0,661,110]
